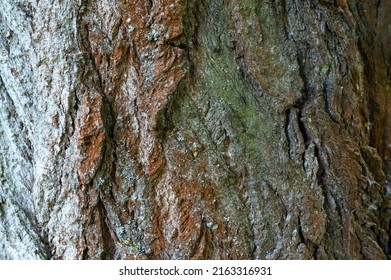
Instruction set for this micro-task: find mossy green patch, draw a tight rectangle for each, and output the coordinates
[321,64,330,76]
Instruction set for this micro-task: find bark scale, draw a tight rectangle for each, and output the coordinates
[0,0,390,259]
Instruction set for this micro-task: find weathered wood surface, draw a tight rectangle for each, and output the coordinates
[0,0,390,259]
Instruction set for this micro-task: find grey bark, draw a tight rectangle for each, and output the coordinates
[0,0,390,259]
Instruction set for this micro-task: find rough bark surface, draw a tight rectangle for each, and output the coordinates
[0,0,390,259]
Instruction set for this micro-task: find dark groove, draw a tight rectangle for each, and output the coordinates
[97,198,116,259]
[82,235,89,260]
[147,0,153,9]
[297,215,306,245]
[284,108,292,157]
[28,211,53,260]
[297,110,309,146]
[375,0,381,27]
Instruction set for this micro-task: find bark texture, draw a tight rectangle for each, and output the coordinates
[0,0,390,259]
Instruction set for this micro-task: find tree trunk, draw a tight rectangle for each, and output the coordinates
[0,0,390,260]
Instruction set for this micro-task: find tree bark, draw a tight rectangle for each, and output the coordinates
[0,0,390,260]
